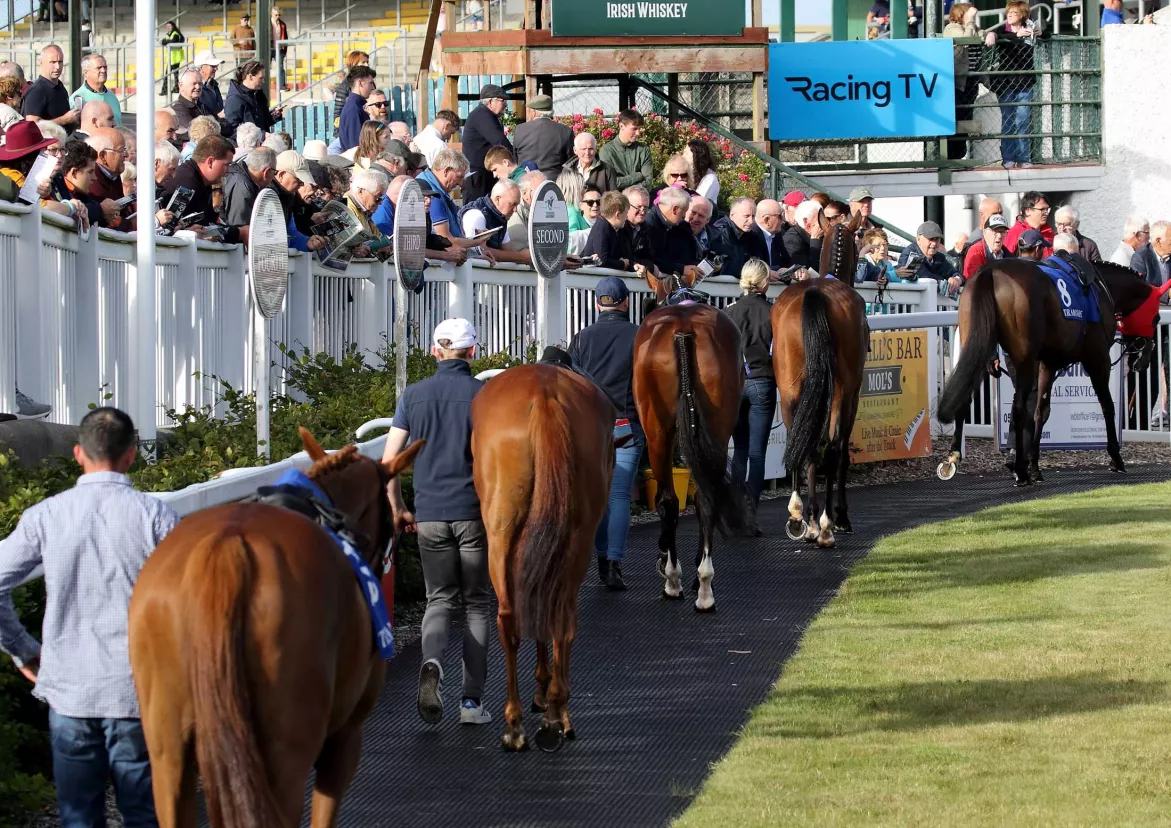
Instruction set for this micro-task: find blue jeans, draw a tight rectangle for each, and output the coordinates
[999,87,1033,164]
[731,378,777,504]
[49,710,157,828]
[594,428,644,563]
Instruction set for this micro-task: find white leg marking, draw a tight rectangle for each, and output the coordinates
[818,510,836,548]
[664,556,682,598]
[788,491,803,521]
[695,552,715,612]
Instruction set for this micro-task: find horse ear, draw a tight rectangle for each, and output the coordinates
[383,439,425,479]
[299,427,327,461]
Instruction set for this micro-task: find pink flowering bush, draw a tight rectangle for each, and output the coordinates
[555,111,767,208]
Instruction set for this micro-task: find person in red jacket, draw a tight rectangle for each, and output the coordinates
[1003,190,1053,256]
[963,213,1010,279]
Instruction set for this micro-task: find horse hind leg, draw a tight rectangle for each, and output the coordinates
[786,476,806,541]
[139,711,196,828]
[535,636,575,753]
[693,496,716,612]
[309,718,365,828]
[803,460,822,544]
[496,607,527,751]
[531,641,551,713]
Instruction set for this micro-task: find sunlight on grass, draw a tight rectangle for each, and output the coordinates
[675,482,1171,827]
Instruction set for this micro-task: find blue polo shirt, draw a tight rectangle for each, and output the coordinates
[372,193,395,237]
[1101,7,1124,24]
[391,359,483,523]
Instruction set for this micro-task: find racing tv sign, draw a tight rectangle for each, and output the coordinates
[552,0,744,37]
[768,40,955,141]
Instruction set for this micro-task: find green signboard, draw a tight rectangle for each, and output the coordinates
[551,0,746,37]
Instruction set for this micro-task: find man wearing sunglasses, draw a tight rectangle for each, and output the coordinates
[364,91,389,120]
[1003,190,1053,257]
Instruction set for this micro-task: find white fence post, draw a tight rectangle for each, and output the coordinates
[73,226,101,418]
[14,207,44,411]
[540,268,567,349]
[446,260,474,322]
[129,219,157,447]
[922,278,945,435]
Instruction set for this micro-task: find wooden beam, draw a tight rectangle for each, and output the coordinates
[751,0,762,27]
[752,72,765,143]
[442,28,770,49]
[417,0,444,77]
[443,75,459,112]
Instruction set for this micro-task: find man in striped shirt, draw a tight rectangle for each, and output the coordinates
[0,407,180,827]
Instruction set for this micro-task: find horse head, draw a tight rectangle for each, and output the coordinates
[299,427,424,567]
[1099,262,1169,363]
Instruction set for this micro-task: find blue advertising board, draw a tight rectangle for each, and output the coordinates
[768,40,956,141]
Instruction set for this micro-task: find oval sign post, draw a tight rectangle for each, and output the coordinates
[247,188,290,460]
[528,180,569,279]
[392,177,428,403]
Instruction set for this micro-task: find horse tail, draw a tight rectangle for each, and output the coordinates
[938,267,997,424]
[785,287,836,475]
[189,530,283,828]
[674,331,753,535]
[517,387,575,642]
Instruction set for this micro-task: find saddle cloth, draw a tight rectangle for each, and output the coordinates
[1038,255,1100,324]
[252,468,396,660]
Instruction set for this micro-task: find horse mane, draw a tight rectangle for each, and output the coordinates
[306,444,362,481]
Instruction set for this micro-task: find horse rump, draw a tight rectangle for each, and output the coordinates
[784,287,836,475]
[938,266,997,424]
[673,331,754,535]
[517,390,576,642]
[189,530,285,828]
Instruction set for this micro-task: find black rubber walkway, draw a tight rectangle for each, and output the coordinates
[330,465,1171,828]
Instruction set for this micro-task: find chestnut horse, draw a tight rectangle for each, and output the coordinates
[937,258,1163,485]
[633,303,754,611]
[771,274,868,549]
[127,428,422,828]
[471,363,617,752]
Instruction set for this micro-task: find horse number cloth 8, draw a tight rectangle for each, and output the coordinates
[1038,257,1100,325]
[270,469,396,660]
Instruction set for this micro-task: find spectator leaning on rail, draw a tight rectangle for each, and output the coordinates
[383,318,494,727]
[568,277,642,591]
[223,144,275,225]
[459,178,531,266]
[23,45,79,134]
[726,258,776,511]
[1003,191,1053,256]
[460,84,512,202]
[753,199,789,271]
[372,173,468,267]
[709,196,769,278]
[897,221,963,297]
[963,213,1010,279]
[421,148,495,261]
[501,169,545,253]
[620,184,653,268]
[1054,205,1101,262]
[69,53,121,126]
[337,66,378,153]
[582,190,632,271]
[599,109,652,191]
[686,193,714,259]
[641,185,699,280]
[162,134,247,244]
[511,93,573,181]
[783,198,825,270]
[268,150,328,253]
[1111,215,1150,267]
[0,407,181,827]
[87,128,134,230]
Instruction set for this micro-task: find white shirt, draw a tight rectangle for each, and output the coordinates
[696,169,720,204]
[461,208,511,246]
[760,226,776,260]
[413,124,448,167]
[1110,241,1136,268]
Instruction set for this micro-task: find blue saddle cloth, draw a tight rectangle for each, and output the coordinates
[265,468,395,660]
[1038,256,1100,324]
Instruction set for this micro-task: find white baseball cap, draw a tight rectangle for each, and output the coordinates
[193,50,223,68]
[276,150,315,186]
[433,318,477,349]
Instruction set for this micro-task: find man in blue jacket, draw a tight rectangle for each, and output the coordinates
[338,66,377,151]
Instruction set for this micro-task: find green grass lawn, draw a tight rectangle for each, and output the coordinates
[675,482,1171,827]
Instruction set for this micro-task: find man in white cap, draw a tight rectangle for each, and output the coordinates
[382,319,493,728]
[194,51,226,119]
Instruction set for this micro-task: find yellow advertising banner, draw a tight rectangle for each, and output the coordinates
[850,330,932,463]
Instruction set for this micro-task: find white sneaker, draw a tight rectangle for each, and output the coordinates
[417,659,444,725]
[459,699,492,725]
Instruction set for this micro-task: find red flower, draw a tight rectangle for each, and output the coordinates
[592,108,604,115]
[572,123,583,132]
[738,173,749,182]
[601,128,614,139]
[572,113,584,122]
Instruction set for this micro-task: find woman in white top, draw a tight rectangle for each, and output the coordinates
[684,139,719,207]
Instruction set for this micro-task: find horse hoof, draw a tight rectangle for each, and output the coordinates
[833,521,853,534]
[501,730,528,752]
[565,726,576,740]
[694,599,716,613]
[535,721,565,753]
[937,460,957,481]
[1032,469,1044,482]
[817,538,837,550]
[785,519,807,541]
[661,587,683,601]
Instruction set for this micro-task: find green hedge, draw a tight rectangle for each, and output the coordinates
[0,339,532,820]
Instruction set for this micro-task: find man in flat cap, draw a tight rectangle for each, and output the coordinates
[460,83,512,201]
[511,93,573,182]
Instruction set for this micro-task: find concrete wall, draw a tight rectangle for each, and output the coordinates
[1071,24,1171,252]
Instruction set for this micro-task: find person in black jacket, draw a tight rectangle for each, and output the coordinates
[460,84,511,202]
[642,186,699,279]
[581,190,631,271]
[567,276,642,591]
[725,258,775,508]
[160,134,245,244]
[783,198,825,271]
[708,196,769,278]
[222,146,275,226]
[224,60,283,134]
[618,185,652,269]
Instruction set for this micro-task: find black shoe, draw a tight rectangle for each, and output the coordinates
[596,555,609,583]
[606,563,626,591]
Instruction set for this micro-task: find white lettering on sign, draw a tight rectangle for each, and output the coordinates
[534,228,566,245]
[606,1,689,18]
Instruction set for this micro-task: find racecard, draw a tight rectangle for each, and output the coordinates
[768,40,956,141]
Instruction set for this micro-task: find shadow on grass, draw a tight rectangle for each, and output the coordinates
[763,672,1167,738]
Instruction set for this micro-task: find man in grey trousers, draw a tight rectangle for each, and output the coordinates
[382,318,493,726]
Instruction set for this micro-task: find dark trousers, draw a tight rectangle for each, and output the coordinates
[731,377,777,504]
[49,710,157,828]
[947,81,979,160]
[461,169,492,202]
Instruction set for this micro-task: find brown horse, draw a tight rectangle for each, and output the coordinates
[471,363,617,753]
[127,428,422,828]
[771,275,868,548]
[633,302,753,611]
[937,258,1160,485]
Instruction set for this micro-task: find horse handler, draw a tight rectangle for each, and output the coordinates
[0,407,180,827]
[383,318,494,727]
[568,276,644,591]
